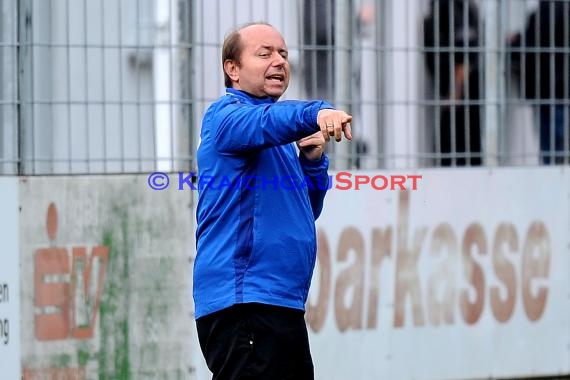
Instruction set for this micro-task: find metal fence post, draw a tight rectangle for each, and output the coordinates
[483,0,503,166]
[334,0,353,169]
[17,0,33,174]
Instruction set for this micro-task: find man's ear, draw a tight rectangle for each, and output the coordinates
[224,59,239,83]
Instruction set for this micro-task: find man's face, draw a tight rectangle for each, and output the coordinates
[229,25,290,99]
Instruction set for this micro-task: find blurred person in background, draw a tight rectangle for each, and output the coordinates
[194,22,352,380]
[509,0,570,165]
[423,0,483,166]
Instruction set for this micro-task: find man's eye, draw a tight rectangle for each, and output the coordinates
[259,52,270,57]
[280,52,288,59]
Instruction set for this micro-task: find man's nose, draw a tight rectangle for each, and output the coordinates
[272,53,286,66]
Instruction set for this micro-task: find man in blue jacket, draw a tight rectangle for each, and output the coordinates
[194,22,352,379]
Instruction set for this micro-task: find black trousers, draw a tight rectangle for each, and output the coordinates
[196,303,314,380]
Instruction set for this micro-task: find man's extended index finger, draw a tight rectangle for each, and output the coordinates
[343,123,353,140]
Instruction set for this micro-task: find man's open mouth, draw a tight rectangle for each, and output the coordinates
[266,74,284,82]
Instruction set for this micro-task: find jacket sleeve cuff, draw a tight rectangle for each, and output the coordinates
[309,101,334,127]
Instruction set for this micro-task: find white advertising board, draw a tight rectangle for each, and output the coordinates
[0,178,20,380]
[310,167,570,380]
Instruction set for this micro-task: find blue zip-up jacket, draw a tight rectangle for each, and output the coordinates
[194,88,333,319]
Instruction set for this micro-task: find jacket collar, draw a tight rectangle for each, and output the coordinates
[226,88,276,105]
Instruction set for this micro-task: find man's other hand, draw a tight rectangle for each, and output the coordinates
[296,132,326,161]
